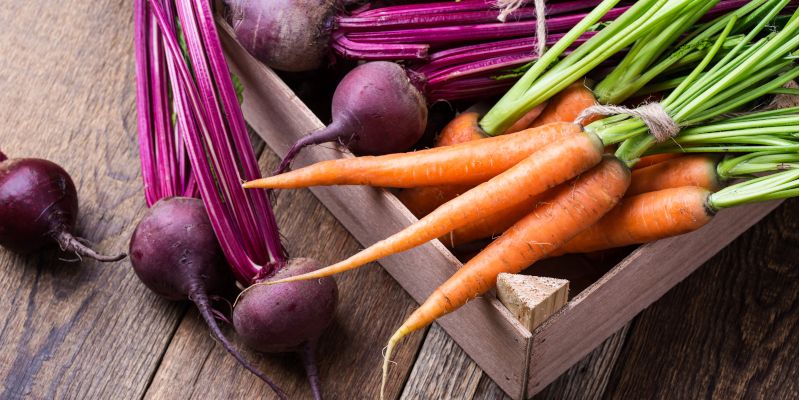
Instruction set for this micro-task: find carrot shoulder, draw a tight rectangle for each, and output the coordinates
[381,156,630,394]
[633,153,681,169]
[627,155,721,196]
[529,82,599,128]
[553,186,714,255]
[244,122,582,189]
[269,131,605,284]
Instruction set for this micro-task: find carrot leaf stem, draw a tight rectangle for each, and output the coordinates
[708,168,799,209]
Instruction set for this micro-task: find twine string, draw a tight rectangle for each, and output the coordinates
[575,103,681,142]
[496,0,548,57]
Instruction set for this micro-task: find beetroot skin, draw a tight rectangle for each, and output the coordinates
[277,61,428,172]
[0,156,124,261]
[228,0,336,72]
[129,197,229,300]
[234,258,338,353]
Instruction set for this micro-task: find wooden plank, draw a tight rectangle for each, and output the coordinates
[0,1,185,398]
[144,144,426,399]
[398,318,630,400]
[497,274,569,332]
[533,323,630,400]
[526,200,783,397]
[603,200,798,399]
[218,23,532,399]
[400,324,484,400]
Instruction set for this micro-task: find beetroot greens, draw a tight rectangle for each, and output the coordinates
[141,0,339,398]
[0,153,125,262]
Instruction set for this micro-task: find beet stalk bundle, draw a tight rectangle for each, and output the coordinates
[133,1,338,398]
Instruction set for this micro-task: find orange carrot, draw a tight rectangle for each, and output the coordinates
[266,130,605,284]
[397,184,473,218]
[627,155,721,196]
[399,106,546,218]
[503,102,549,134]
[243,122,582,189]
[528,82,599,128]
[633,153,681,169]
[444,155,721,247]
[553,186,713,256]
[438,193,545,247]
[380,157,631,396]
[398,111,485,217]
[434,111,488,147]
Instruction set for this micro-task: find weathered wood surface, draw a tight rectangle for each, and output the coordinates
[0,1,184,399]
[0,2,796,400]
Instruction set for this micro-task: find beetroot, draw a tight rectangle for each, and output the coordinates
[0,154,125,262]
[130,197,287,398]
[228,0,336,72]
[277,61,427,172]
[234,258,338,400]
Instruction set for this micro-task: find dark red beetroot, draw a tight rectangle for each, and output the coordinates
[130,197,286,399]
[277,61,428,173]
[227,0,336,72]
[0,153,125,261]
[234,258,338,400]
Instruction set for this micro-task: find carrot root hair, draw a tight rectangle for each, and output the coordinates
[381,326,410,400]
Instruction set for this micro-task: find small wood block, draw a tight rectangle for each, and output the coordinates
[496,274,569,332]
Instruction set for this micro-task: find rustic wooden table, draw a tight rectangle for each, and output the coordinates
[1,2,797,399]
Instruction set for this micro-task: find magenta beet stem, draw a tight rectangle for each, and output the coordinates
[339,0,603,30]
[149,0,285,284]
[341,7,626,46]
[331,32,428,60]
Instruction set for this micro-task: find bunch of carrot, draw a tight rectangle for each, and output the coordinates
[242,0,797,396]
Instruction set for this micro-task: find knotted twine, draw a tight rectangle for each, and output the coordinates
[496,0,548,57]
[574,103,681,143]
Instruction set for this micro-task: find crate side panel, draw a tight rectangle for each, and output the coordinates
[525,201,782,398]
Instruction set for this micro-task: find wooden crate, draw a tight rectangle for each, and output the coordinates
[218,25,782,400]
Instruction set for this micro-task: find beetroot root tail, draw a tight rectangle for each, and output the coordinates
[55,231,126,262]
[190,288,289,400]
[300,340,323,400]
[275,119,353,175]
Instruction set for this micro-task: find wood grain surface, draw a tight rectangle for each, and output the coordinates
[0,1,181,399]
[0,2,796,400]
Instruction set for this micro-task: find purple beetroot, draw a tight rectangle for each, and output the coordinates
[234,258,338,400]
[228,0,336,72]
[0,152,125,262]
[129,197,286,398]
[277,61,427,173]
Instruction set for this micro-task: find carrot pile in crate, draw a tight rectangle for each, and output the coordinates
[238,0,798,396]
